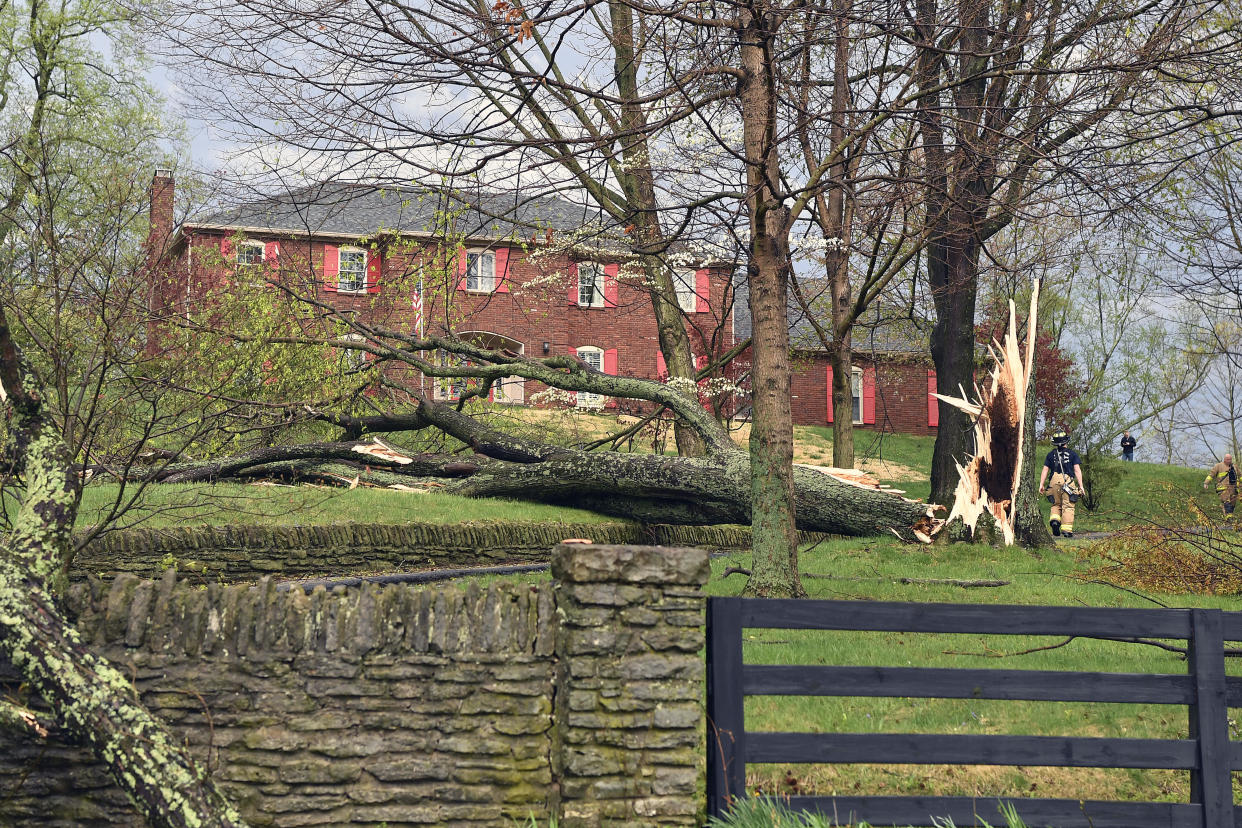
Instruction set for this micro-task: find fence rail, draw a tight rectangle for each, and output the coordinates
[705,598,1241,828]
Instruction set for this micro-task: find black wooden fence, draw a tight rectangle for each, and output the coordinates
[706,598,1242,827]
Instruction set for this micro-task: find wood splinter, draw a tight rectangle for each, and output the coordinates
[934,282,1040,546]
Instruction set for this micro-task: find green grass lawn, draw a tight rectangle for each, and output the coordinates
[706,535,1242,805]
[73,482,615,530]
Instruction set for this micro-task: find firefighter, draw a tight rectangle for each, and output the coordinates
[1038,430,1085,538]
[1203,453,1238,519]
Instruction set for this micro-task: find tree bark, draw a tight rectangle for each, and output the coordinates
[607,0,706,457]
[738,0,804,597]
[0,307,249,827]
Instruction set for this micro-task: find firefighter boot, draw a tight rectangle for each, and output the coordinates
[1050,518,1061,536]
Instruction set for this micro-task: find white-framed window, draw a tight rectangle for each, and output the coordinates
[673,268,696,312]
[578,262,604,307]
[339,247,367,292]
[340,333,368,374]
[851,368,863,424]
[576,346,605,408]
[432,350,467,401]
[466,250,496,292]
[236,241,264,267]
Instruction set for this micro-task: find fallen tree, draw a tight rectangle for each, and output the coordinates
[141,291,1056,546]
[134,316,945,542]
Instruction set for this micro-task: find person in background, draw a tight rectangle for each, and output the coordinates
[1203,453,1238,520]
[1120,431,1136,462]
[1039,429,1086,538]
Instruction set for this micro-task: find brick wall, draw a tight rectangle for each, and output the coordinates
[788,352,938,436]
[154,229,735,403]
[0,545,709,827]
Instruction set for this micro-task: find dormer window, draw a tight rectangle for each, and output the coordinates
[339,248,367,292]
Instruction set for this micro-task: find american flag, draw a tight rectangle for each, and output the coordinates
[411,278,424,339]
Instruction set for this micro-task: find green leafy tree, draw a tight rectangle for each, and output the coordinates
[0,0,247,823]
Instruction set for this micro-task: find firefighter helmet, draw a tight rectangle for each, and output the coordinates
[1051,430,1070,447]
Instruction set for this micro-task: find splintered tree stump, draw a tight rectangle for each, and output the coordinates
[934,283,1040,546]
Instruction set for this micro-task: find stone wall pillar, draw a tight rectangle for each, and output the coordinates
[550,543,710,827]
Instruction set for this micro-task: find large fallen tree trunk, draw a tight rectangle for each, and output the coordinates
[196,447,940,539]
[127,394,941,540]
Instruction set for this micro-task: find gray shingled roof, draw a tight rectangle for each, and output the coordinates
[733,276,931,356]
[190,182,615,242]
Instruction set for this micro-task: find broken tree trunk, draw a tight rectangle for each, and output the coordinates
[933,283,1041,546]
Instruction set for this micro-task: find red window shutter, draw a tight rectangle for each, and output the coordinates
[604,348,618,375]
[696,354,708,372]
[825,365,833,423]
[263,241,279,265]
[366,250,382,294]
[694,269,710,313]
[323,244,339,293]
[656,351,667,380]
[928,369,939,427]
[568,262,580,305]
[219,236,234,257]
[604,263,619,307]
[863,365,876,425]
[495,247,510,293]
[456,248,469,291]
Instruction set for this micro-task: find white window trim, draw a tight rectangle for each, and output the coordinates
[341,333,368,374]
[338,247,368,293]
[576,346,605,409]
[674,268,696,313]
[432,350,467,401]
[851,367,864,425]
[578,262,605,308]
[465,250,496,293]
[236,241,265,267]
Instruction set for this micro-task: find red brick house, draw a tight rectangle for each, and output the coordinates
[145,170,737,407]
[148,170,937,433]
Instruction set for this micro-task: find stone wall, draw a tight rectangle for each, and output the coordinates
[72,520,824,584]
[0,544,710,827]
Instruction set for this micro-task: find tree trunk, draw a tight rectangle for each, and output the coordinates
[0,307,249,826]
[829,336,855,467]
[1013,323,1055,548]
[738,2,803,597]
[608,0,704,458]
[826,3,855,470]
[0,557,248,827]
[445,451,936,537]
[928,234,982,506]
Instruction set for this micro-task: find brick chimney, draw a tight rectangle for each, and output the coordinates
[145,169,176,355]
[148,168,174,256]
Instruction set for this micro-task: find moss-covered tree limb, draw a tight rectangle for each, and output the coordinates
[0,556,248,827]
[0,303,250,826]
